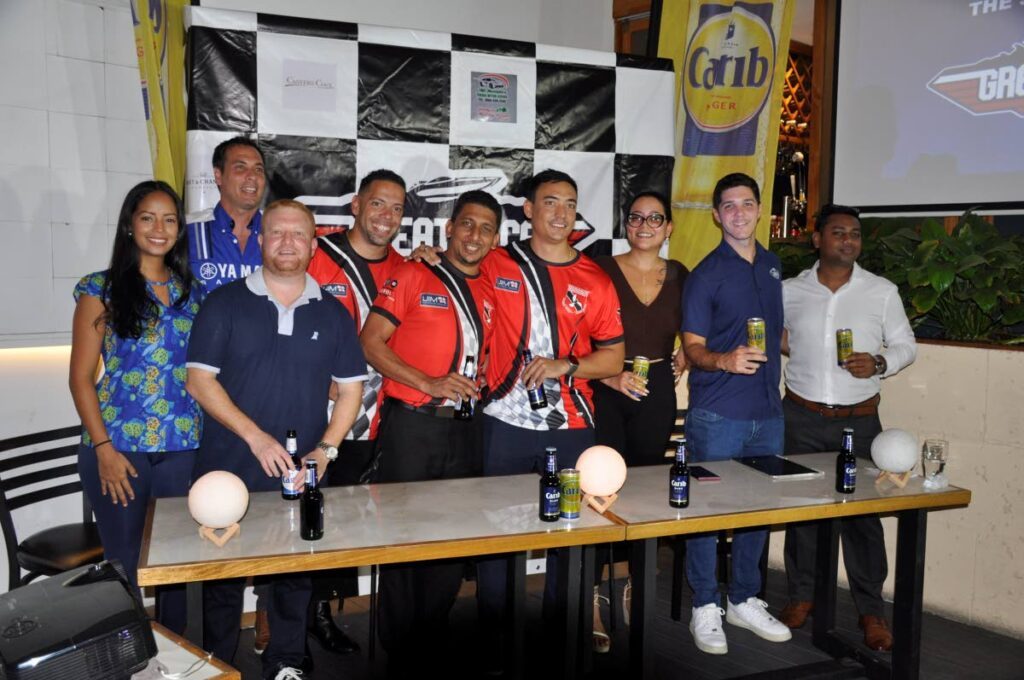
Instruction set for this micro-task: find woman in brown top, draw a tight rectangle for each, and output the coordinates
[591,190,688,652]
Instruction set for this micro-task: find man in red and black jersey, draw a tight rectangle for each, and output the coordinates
[304,169,406,655]
[359,190,501,676]
[478,169,625,657]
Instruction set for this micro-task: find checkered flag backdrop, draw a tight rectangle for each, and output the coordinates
[183,7,676,256]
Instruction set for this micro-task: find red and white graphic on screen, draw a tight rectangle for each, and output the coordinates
[927,43,1024,118]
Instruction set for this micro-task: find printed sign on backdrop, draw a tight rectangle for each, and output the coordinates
[471,72,517,123]
[282,59,338,113]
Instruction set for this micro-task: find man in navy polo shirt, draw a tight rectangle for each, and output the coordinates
[188,136,266,291]
[681,172,791,655]
[186,199,366,680]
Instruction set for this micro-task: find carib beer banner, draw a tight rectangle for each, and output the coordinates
[131,0,188,192]
[658,0,793,269]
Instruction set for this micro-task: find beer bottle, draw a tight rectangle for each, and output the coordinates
[300,460,324,540]
[522,349,548,410]
[539,447,560,522]
[454,355,476,420]
[669,438,690,508]
[281,429,302,500]
[835,427,857,494]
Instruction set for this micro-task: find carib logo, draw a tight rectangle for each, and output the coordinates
[681,3,776,157]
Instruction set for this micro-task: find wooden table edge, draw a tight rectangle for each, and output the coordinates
[615,488,972,541]
[138,523,625,586]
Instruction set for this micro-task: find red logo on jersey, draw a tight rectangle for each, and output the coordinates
[563,285,590,315]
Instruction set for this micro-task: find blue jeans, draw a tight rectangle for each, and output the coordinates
[78,444,195,633]
[684,408,783,608]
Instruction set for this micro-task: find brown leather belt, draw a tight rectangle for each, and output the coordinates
[785,389,880,418]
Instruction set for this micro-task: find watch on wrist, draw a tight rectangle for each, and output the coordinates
[317,441,339,462]
[874,355,887,376]
[565,354,579,377]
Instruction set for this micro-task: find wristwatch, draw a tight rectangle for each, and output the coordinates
[873,355,888,376]
[564,354,579,377]
[317,441,339,462]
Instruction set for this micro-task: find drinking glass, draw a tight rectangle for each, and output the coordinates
[922,439,949,489]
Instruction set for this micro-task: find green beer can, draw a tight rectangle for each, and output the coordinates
[559,469,581,520]
[747,318,766,352]
[836,328,854,366]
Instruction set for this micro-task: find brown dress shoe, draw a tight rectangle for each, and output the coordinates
[778,601,813,629]
[859,615,893,651]
[254,609,270,654]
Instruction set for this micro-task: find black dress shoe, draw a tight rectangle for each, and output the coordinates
[308,599,361,654]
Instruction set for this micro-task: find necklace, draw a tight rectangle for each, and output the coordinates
[146,279,170,286]
[625,257,666,305]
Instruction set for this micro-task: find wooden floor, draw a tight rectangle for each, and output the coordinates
[231,545,1024,679]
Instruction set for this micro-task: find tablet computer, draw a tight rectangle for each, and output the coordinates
[735,455,824,481]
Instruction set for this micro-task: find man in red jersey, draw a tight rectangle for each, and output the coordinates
[360,190,501,677]
[477,169,625,659]
[304,169,406,655]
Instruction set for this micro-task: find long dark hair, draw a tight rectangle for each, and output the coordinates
[102,181,192,339]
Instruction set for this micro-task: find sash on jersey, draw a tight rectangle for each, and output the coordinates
[318,232,385,440]
[483,242,594,430]
[425,260,486,408]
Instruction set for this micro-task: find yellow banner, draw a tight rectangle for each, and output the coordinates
[131,0,187,193]
[659,0,793,270]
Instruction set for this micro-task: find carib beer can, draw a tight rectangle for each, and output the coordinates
[836,329,854,366]
[558,469,581,520]
[630,356,650,398]
[746,318,766,352]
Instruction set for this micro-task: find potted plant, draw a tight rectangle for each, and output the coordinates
[771,211,1024,344]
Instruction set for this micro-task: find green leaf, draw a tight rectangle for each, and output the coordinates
[912,241,939,267]
[956,253,987,272]
[912,287,939,313]
[929,265,956,292]
[907,266,930,287]
[920,219,948,241]
[972,287,998,312]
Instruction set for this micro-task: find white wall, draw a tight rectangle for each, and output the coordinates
[197,0,614,52]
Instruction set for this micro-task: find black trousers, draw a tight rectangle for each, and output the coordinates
[782,397,888,617]
[204,575,311,678]
[374,401,482,675]
[310,438,376,603]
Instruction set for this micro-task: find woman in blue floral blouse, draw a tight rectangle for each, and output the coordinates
[69,180,203,634]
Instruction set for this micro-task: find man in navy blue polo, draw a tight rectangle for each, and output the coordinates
[186,199,366,680]
[188,136,266,291]
[680,172,791,655]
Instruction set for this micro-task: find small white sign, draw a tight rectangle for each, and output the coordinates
[282,59,338,112]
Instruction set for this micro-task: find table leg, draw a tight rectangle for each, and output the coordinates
[812,518,840,651]
[184,581,203,646]
[368,564,378,661]
[892,509,927,680]
[554,545,582,678]
[508,552,526,680]
[581,545,595,675]
[629,538,656,680]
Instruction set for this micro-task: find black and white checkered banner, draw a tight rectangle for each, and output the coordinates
[183,7,676,255]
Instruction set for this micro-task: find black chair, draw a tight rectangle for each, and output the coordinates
[0,426,104,592]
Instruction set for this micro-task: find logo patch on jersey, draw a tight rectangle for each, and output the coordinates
[322,283,348,297]
[563,285,590,315]
[769,267,780,280]
[496,277,521,293]
[199,262,218,280]
[420,293,449,309]
[482,299,494,325]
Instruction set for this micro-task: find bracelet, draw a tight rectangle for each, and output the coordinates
[92,439,112,449]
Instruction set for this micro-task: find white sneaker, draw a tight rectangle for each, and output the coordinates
[689,603,728,654]
[272,667,303,680]
[726,597,793,642]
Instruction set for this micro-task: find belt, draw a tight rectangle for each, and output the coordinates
[387,397,454,419]
[785,389,880,418]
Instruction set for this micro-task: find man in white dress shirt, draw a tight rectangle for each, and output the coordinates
[779,204,917,651]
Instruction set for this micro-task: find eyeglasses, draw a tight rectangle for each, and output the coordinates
[626,212,667,228]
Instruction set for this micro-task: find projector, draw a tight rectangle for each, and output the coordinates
[0,561,155,680]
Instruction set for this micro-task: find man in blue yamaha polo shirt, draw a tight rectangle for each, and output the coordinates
[680,172,791,655]
[188,136,266,291]
[186,200,366,680]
